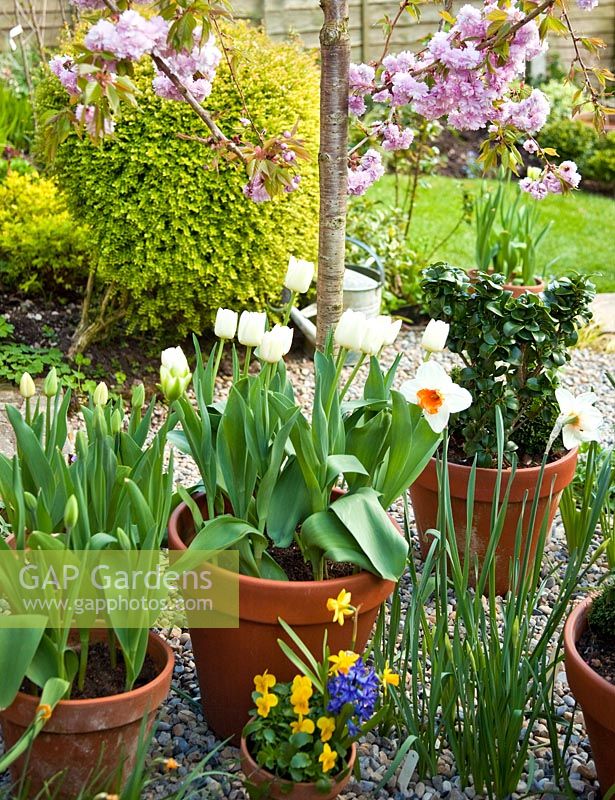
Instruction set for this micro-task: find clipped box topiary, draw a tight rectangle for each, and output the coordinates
[34,21,320,340]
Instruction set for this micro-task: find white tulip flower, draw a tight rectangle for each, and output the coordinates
[555,388,603,450]
[214,308,238,340]
[285,256,315,294]
[160,346,192,403]
[258,325,294,363]
[238,311,267,347]
[93,381,109,407]
[334,309,366,352]
[19,372,36,399]
[421,319,450,353]
[360,317,388,356]
[400,360,472,434]
[376,315,403,347]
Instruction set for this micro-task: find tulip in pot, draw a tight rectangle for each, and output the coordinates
[0,367,176,797]
[412,266,597,594]
[166,274,449,740]
[564,590,615,795]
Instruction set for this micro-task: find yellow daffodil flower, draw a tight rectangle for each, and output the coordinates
[319,743,338,773]
[253,670,276,694]
[290,714,316,734]
[328,649,360,676]
[256,691,278,718]
[382,662,400,695]
[326,589,354,626]
[317,716,336,742]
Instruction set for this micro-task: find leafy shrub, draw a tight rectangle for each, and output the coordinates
[537,118,598,166]
[35,22,320,338]
[537,79,577,122]
[0,82,34,152]
[589,577,615,639]
[583,131,615,183]
[0,171,91,296]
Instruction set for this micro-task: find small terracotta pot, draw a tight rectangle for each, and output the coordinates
[467,269,545,297]
[502,277,545,297]
[409,448,577,595]
[240,734,356,799]
[0,631,173,799]
[564,598,615,795]
[167,491,396,742]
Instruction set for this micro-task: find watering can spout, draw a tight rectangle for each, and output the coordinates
[290,306,317,346]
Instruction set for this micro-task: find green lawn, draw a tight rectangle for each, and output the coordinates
[365,174,615,292]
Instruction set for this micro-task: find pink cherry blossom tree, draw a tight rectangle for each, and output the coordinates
[45,0,612,349]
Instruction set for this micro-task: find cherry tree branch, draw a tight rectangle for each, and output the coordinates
[560,6,602,111]
[101,0,245,159]
[477,0,556,50]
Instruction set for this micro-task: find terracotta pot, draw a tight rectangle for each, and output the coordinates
[167,492,396,742]
[467,269,545,297]
[564,598,615,795]
[409,448,577,595]
[502,276,545,297]
[0,631,173,799]
[240,734,356,799]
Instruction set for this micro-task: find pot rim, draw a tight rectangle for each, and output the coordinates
[240,732,357,789]
[502,276,545,290]
[564,596,615,698]
[167,492,398,593]
[427,446,578,478]
[3,630,173,713]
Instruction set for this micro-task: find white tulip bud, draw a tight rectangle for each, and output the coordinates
[421,320,450,353]
[160,346,192,403]
[214,308,238,340]
[93,381,109,407]
[238,311,267,347]
[257,325,294,363]
[19,372,36,399]
[64,495,79,529]
[284,256,315,294]
[333,309,366,352]
[43,367,58,398]
[131,383,145,409]
[360,317,388,356]
[111,408,123,434]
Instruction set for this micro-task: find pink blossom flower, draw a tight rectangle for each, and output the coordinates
[75,104,115,136]
[380,122,414,151]
[49,55,79,96]
[523,139,539,154]
[577,0,599,9]
[242,174,271,203]
[557,160,582,188]
[347,148,384,196]
[501,89,550,134]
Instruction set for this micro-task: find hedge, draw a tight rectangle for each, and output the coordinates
[35,22,320,337]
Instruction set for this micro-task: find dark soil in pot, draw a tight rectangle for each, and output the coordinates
[577,628,615,685]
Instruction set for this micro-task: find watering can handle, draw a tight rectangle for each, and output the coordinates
[345,236,385,283]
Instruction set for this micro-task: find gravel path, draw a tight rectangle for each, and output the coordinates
[1,327,613,799]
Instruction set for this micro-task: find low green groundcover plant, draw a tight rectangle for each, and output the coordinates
[35,21,320,339]
[421,265,595,466]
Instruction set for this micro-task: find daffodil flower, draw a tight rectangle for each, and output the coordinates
[326,589,354,626]
[400,361,472,434]
[381,662,400,694]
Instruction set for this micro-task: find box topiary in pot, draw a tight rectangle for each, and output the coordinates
[164,275,468,740]
[0,374,175,798]
[564,581,615,795]
[409,266,598,594]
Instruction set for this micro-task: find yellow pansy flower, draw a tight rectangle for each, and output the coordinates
[326,589,354,626]
[290,714,316,734]
[382,662,400,695]
[255,691,278,718]
[253,670,276,694]
[319,743,338,773]
[328,649,360,676]
[317,716,336,742]
[290,675,313,713]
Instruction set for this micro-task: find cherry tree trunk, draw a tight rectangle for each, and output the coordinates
[316,0,350,348]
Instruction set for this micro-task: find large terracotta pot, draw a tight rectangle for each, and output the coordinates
[409,448,577,595]
[167,492,396,742]
[0,631,173,799]
[240,733,356,800]
[564,598,615,795]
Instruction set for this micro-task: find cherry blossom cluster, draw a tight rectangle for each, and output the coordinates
[519,162,581,199]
